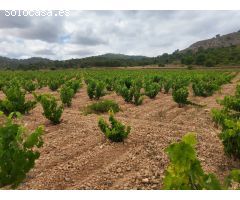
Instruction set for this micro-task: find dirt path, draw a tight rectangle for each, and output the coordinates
[17,73,240,190]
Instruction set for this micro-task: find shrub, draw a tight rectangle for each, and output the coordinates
[95,81,105,100]
[187,65,193,70]
[87,80,105,100]
[225,169,240,188]
[66,79,81,94]
[122,77,132,89]
[0,112,43,188]
[195,54,206,65]
[220,96,240,112]
[235,84,240,98]
[0,86,36,115]
[35,94,63,124]
[48,79,61,91]
[211,108,230,127]
[105,78,114,91]
[211,84,240,159]
[144,82,161,99]
[212,96,240,128]
[23,80,37,93]
[87,81,96,99]
[118,85,133,103]
[172,87,189,107]
[164,133,240,189]
[131,84,143,105]
[163,81,171,94]
[84,100,120,114]
[152,75,162,83]
[220,120,240,159]
[205,59,215,67]
[163,133,222,190]
[172,78,189,91]
[192,81,219,97]
[98,110,130,142]
[184,56,194,65]
[118,80,143,105]
[158,63,165,67]
[60,85,74,107]
[37,79,46,89]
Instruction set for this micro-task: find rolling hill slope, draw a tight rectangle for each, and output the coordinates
[1,31,240,69]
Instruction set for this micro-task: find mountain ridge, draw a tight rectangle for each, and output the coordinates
[185,31,240,52]
[1,30,240,69]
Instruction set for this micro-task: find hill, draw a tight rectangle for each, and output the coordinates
[155,31,240,67]
[98,53,147,60]
[1,31,240,69]
[0,56,52,69]
[185,31,240,52]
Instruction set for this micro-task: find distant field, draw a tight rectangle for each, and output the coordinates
[112,65,240,70]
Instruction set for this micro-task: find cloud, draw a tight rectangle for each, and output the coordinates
[71,35,108,46]
[0,11,32,29]
[17,17,66,43]
[66,49,94,57]
[0,10,240,60]
[34,49,56,55]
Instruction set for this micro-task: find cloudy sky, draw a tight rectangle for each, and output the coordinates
[0,10,239,60]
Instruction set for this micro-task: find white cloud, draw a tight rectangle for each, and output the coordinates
[0,10,239,60]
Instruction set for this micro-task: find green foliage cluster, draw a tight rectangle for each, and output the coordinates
[48,79,62,91]
[83,70,231,108]
[236,84,240,97]
[151,75,162,83]
[118,80,143,105]
[164,133,222,189]
[98,110,130,142]
[0,112,43,188]
[35,93,63,124]
[163,81,172,94]
[180,46,240,67]
[65,79,82,94]
[192,73,233,97]
[163,133,240,190]
[172,87,189,107]
[144,81,161,99]
[220,120,240,158]
[171,78,189,92]
[87,80,105,100]
[37,78,48,89]
[158,63,165,67]
[84,100,120,114]
[192,80,219,97]
[0,86,36,115]
[105,78,115,91]
[0,70,234,116]
[211,85,240,159]
[187,65,193,70]
[23,80,37,93]
[60,85,74,107]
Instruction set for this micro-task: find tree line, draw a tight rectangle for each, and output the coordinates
[1,45,240,70]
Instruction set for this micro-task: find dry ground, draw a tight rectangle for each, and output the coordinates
[4,72,239,190]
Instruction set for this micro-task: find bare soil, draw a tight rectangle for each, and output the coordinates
[9,72,240,189]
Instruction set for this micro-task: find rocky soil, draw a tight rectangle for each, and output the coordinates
[6,72,239,189]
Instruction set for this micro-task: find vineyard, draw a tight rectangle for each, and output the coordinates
[0,68,240,189]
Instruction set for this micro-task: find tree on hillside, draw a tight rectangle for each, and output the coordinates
[195,54,206,65]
